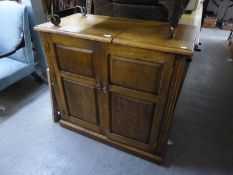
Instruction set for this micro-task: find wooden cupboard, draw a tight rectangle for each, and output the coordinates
[35,14,196,163]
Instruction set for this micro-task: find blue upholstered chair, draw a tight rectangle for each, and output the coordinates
[0,1,35,91]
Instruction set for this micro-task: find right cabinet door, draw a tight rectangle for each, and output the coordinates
[102,45,175,152]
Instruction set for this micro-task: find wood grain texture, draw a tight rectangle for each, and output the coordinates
[35,14,195,164]
[112,23,196,56]
[39,33,68,116]
[102,44,176,155]
[110,56,162,94]
[110,93,155,143]
[55,44,95,78]
[35,13,196,55]
[155,56,188,156]
[47,69,60,122]
[63,79,99,125]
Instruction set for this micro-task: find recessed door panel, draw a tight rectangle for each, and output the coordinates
[110,93,155,143]
[110,56,163,94]
[55,44,95,78]
[63,79,99,125]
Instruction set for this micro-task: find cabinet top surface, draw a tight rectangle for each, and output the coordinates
[35,14,196,56]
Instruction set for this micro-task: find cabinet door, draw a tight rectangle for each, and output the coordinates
[49,35,103,133]
[102,45,175,152]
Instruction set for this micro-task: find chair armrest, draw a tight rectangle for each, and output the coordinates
[0,32,25,59]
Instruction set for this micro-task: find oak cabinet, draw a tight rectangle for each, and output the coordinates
[102,45,175,153]
[35,14,196,163]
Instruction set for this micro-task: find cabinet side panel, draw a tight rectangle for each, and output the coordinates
[39,32,68,116]
[156,56,188,156]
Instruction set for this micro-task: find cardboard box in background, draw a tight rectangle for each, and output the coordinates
[222,21,233,31]
[203,16,217,28]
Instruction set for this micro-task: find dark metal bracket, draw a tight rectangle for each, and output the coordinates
[50,1,87,26]
[168,27,175,39]
[168,0,190,39]
[228,30,233,46]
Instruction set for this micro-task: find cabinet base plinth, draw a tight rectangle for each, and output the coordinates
[60,120,163,164]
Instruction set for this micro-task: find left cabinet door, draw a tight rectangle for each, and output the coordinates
[43,34,103,133]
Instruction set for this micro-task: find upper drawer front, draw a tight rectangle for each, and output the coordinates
[55,44,94,78]
[110,56,163,94]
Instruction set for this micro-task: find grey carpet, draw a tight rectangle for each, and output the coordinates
[0,28,233,175]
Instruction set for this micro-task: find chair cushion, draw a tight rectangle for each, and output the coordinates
[0,58,33,91]
[112,0,158,5]
[0,1,31,64]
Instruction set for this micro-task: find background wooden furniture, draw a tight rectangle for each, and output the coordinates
[42,0,86,17]
[35,14,196,163]
[93,0,168,21]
